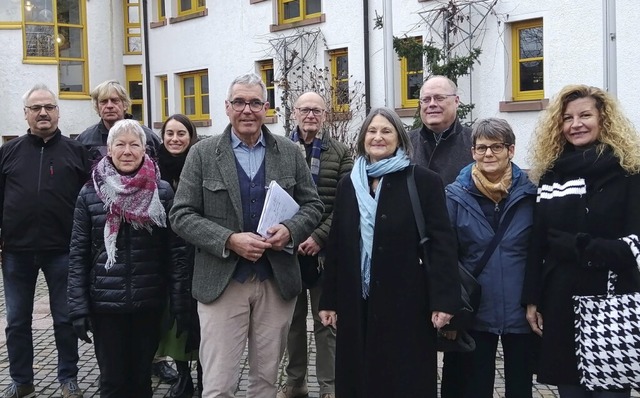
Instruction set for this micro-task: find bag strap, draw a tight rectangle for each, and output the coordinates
[407,165,517,278]
[406,166,430,258]
[469,199,517,278]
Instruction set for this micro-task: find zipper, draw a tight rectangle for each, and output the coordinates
[125,224,132,308]
[37,147,44,194]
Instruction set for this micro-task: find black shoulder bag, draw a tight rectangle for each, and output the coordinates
[406,165,516,331]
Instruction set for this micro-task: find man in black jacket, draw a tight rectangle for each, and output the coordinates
[409,75,473,186]
[76,80,161,164]
[0,84,90,398]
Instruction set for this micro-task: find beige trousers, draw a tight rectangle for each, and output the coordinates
[198,278,296,398]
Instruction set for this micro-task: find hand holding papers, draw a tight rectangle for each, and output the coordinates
[257,180,300,238]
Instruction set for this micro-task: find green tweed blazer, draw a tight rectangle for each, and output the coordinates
[169,124,324,303]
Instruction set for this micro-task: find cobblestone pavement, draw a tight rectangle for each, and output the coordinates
[0,273,638,397]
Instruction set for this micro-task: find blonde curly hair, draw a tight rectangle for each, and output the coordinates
[528,84,640,182]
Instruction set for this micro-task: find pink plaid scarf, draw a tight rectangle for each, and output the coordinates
[92,154,166,270]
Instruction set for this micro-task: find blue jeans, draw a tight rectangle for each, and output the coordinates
[1,251,79,385]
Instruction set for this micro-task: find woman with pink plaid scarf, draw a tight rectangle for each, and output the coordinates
[67,119,190,398]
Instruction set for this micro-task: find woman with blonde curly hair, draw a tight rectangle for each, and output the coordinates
[523,85,640,398]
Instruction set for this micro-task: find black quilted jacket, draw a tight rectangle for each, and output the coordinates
[67,179,189,320]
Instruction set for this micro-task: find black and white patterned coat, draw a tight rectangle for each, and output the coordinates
[522,147,640,385]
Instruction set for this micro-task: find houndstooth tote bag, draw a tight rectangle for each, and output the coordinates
[573,270,640,391]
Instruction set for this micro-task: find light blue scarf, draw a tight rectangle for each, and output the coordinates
[350,149,411,298]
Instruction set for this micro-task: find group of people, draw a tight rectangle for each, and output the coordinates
[1,72,639,398]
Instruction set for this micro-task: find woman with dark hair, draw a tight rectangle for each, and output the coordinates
[155,114,202,398]
[68,119,189,397]
[318,107,460,397]
[524,85,640,397]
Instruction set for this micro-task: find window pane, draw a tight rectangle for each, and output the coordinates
[407,72,423,99]
[519,60,543,91]
[159,0,166,18]
[130,104,143,122]
[183,77,195,95]
[265,69,274,85]
[201,95,209,114]
[306,0,321,15]
[184,97,195,115]
[128,5,140,23]
[57,27,82,58]
[336,55,348,79]
[59,60,84,92]
[200,74,209,95]
[284,1,300,19]
[129,81,143,100]
[519,26,543,59]
[407,54,422,72]
[336,81,349,105]
[267,88,275,108]
[128,36,142,53]
[26,25,55,57]
[198,0,205,7]
[26,0,53,22]
[57,0,80,24]
[180,0,192,12]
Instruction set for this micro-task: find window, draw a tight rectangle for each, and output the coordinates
[23,0,88,96]
[126,65,144,122]
[259,61,275,117]
[180,70,209,121]
[157,0,166,21]
[160,75,168,121]
[123,0,141,54]
[330,48,349,112]
[400,37,423,108]
[278,0,321,24]
[178,0,206,16]
[512,19,543,101]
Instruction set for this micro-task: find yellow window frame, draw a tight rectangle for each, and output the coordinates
[180,70,209,121]
[160,75,168,121]
[157,0,166,21]
[400,37,423,108]
[123,0,141,54]
[126,65,144,123]
[22,0,89,97]
[330,48,349,113]
[178,0,206,16]
[511,19,544,101]
[259,60,276,117]
[278,0,321,25]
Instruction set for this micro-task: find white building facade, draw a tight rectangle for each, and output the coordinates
[0,0,638,167]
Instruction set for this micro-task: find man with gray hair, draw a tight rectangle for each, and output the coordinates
[170,73,323,397]
[0,84,90,398]
[409,75,473,186]
[76,80,161,163]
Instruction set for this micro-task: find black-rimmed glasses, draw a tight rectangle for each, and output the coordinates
[296,107,325,116]
[25,104,58,113]
[229,99,265,112]
[473,142,512,155]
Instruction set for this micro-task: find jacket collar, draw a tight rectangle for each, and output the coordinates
[27,128,62,147]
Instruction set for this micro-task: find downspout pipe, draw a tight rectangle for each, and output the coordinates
[142,0,153,127]
[383,0,394,108]
[602,0,617,95]
[363,0,371,113]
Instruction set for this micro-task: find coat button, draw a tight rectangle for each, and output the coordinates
[380,214,387,220]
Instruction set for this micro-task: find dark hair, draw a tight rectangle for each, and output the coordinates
[160,114,198,147]
[471,118,516,146]
[356,107,413,159]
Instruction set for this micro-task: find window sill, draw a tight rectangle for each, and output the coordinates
[250,0,268,3]
[395,107,418,118]
[59,93,91,100]
[270,14,325,32]
[264,115,278,124]
[169,9,208,24]
[499,99,548,112]
[150,20,167,29]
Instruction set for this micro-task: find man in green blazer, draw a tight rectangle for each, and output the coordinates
[170,73,323,397]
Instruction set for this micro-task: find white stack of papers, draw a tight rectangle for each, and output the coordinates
[257,180,300,237]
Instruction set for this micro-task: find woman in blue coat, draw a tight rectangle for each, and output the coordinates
[441,118,536,398]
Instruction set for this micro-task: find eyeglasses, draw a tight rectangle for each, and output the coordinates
[296,107,325,116]
[419,94,457,105]
[229,99,265,112]
[25,104,58,113]
[473,143,512,155]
